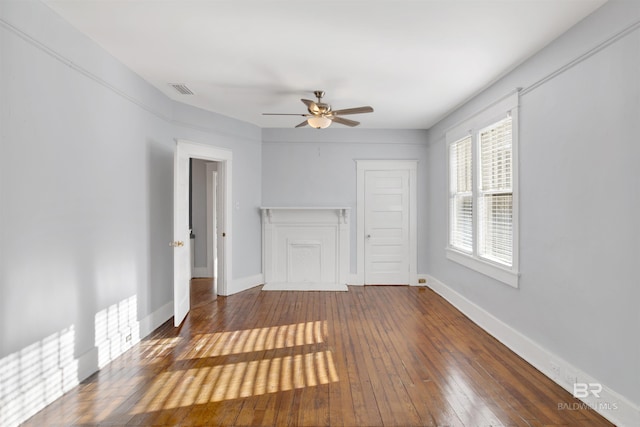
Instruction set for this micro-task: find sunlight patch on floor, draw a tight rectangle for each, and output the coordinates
[131,350,339,413]
[178,320,327,360]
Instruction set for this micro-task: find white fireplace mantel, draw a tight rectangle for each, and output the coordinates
[260,207,350,291]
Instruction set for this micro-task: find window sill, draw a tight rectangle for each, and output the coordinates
[446,248,519,288]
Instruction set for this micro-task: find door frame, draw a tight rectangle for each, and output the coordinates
[356,160,417,286]
[205,163,218,290]
[174,140,232,326]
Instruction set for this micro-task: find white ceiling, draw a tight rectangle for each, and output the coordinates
[44,0,607,129]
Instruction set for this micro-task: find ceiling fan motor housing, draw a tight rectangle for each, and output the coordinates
[309,103,331,115]
[309,91,331,115]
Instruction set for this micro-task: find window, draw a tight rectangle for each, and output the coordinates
[449,136,473,253]
[478,117,513,266]
[446,92,519,287]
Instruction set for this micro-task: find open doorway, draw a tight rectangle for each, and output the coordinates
[190,159,220,301]
[173,140,232,327]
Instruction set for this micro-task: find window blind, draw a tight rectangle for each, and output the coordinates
[449,136,473,252]
[478,117,513,266]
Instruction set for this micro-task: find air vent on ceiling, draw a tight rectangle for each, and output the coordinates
[170,83,194,95]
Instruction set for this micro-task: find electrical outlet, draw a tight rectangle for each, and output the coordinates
[550,361,561,380]
[565,370,577,386]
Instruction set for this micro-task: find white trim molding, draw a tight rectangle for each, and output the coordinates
[192,267,210,278]
[446,248,519,288]
[415,274,429,286]
[139,302,174,338]
[226,273,264,296]
[348,273,362,286]
[262,282,348,292]
[427,275,640,427]
[0,16,258,143]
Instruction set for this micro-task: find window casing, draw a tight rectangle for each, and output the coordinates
[446,92,519,288]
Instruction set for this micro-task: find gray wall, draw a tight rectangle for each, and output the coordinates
[262,128,429,274]
[0,2,262,417]
[2,0,638,424]
[426,0,640,406]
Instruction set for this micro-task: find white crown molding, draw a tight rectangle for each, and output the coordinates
[521,18,640,96]
[0,16,260,143]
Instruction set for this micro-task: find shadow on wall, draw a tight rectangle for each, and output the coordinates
[0,295,141,427]
[0,326,78,426]
[95,295,140,369]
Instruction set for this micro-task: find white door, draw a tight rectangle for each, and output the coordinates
[364,169,410,285]
[214,162,227,291]
[206,167,218,289]
[173,144,191,327]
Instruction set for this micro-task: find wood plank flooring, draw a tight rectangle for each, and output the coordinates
[23,284,613,426]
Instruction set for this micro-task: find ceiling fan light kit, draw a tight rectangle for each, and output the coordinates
[307,115,332,129]
[263,90,374,129]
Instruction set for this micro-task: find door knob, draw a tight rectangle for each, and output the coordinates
[169,241,184,247]
[366,234,371,238]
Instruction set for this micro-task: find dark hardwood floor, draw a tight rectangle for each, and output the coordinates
[23,283,613,426]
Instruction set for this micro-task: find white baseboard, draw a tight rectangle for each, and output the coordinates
[96,302,173,370]
[139,301,173,338]
[347,273,427,286]
[348,273,363,285]
[262,282,348,291]
[76,346,99,383]
[426,275,639,427]
[191,267,210,278]
[413,274,429,286]
[224,273,264,296]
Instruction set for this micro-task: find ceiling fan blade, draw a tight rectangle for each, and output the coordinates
[301,98,320,114]
[332,116,360,127]
[262,113,308,116]
[295,120,308,128]
[332,106,374,115]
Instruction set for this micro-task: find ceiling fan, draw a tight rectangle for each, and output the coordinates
[263,90,374,129]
